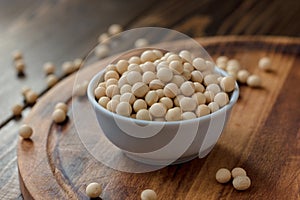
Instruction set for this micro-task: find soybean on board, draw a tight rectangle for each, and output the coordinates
[18,36,300,200]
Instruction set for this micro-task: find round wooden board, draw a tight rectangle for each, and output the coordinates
[18,36,300,200]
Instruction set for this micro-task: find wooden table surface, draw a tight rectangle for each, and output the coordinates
[0,0,299,199]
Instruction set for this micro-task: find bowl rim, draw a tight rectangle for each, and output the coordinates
[87,67,239,125]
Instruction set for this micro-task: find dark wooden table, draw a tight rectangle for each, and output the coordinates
[0,0,299,199]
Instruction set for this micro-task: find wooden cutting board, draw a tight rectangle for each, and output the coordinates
[17,36,300,200]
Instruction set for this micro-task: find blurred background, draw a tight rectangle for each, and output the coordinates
[0,0,299,120]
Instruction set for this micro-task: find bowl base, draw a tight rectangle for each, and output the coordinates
[124,153,199,166]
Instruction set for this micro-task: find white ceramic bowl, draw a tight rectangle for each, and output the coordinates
[87,67,239,165]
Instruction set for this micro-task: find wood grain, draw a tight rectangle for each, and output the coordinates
[1,0,300,199]
[129,0,300,37]
[0,1,157,198]
[0,0,157,125]
[18,36,300,200]
[0,118,27,200]
[1,0,300,125]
